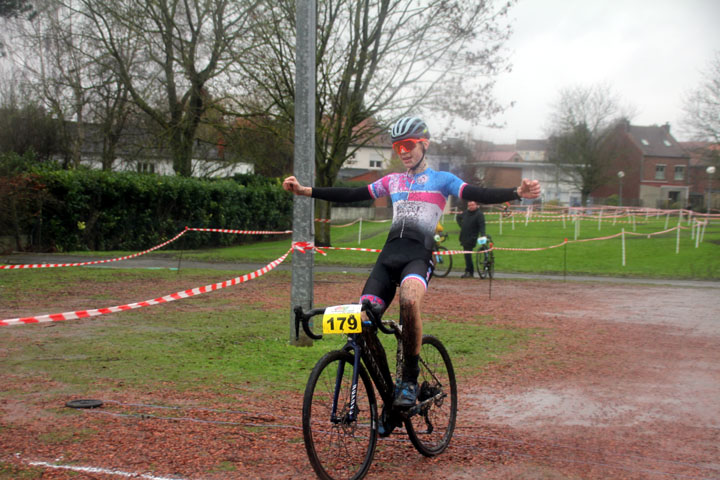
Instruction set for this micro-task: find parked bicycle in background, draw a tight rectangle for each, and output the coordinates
[475,235,494,279]
[432,229,452,278]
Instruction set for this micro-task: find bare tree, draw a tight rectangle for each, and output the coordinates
[0,0,33,17]
[0,0,35,54]
[11,0,96,168]
[683,51,720,144]
[74,0,259,177]
[234,0,514,244]
[546,84,627,206]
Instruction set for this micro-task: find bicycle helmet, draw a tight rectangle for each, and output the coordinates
[390,116,430,142]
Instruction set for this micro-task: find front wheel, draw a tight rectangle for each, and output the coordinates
[433,246,452,278]
[405,335,457,457]
[303,350,378,480]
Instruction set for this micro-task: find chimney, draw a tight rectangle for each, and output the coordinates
[662,122,670,134]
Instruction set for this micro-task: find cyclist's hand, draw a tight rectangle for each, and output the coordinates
[517,179,541,199]
[283,176,311,196]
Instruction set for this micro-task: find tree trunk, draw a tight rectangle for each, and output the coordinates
[315,200,331,246]
[171,130,194,177]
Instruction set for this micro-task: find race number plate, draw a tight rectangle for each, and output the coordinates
[322,304,362,334]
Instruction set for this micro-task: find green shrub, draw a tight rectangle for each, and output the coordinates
[12,169,291,252]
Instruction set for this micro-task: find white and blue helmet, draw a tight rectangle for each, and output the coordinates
[390,116,430,142]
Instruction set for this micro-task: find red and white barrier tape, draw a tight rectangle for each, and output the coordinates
[292,241,327,256]
[0,229,189,270]
[1,226,292,270]
[330,218,361,228]
[187,227,292,235]
[323,246,383,253]
[0,249,291,326]
[315,218,391,227]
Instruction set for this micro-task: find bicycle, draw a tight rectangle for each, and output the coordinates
[294,300,457,480]
[432,231,452,278]
[475,235,494,280]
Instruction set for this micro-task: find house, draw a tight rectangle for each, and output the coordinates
[466,139,581,205]
[62,122,253,177]
[680,141,720,211]
[594,121,690,208]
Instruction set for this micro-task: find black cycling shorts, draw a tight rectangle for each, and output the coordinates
[360,237,434,310]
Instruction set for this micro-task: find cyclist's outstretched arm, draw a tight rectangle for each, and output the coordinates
[460,179,541,204]
[282,176,372,203]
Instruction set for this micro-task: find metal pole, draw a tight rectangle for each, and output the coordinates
[290,0,316,346]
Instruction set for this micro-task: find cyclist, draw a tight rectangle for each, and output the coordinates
[283,116,541,409]
[456,200,486,278]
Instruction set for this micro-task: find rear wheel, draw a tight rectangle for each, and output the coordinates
[405,335,457,457]
[485,250,495,279]
[432,246,452,278]
[303,350,377,480]
[476,246,488,279]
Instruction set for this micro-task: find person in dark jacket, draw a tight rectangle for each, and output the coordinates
[456,201,486,278]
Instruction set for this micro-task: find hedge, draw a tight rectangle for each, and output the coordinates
[5,167,292,252]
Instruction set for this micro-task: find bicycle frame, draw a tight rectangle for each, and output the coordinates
[295,303,399,421]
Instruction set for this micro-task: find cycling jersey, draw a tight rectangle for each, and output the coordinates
[310,169,520,307]
[368,168,466,250]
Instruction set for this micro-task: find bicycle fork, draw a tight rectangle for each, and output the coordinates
[331,335,363,424]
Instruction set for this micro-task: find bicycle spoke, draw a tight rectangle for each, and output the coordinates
[303,351,377,480]
[405,335,457,457]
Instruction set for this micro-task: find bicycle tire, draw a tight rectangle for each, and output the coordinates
[404,335,457,457]
[302,350,378,480]
[433,246,452,278]
[486,250,495,279]
[475,246,488,279]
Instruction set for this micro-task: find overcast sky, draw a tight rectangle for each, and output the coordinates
[467,0,720,145]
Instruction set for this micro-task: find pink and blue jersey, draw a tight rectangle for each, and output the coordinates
[368,168,467,249]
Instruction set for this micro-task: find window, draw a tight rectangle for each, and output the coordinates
[663,140,672,147]
[369,160,382,168]
[137,162,155,174]
[674,165,685,180]
[641,139,649,146]
[655,164,665,180]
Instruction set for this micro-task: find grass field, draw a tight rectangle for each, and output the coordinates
[0,269,534,396]
[156,211,720,279]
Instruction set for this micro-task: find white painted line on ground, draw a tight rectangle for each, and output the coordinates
[28,460,191,480]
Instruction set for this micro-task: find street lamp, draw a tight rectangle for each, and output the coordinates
[707,166,716,213]
[617,170,625,207]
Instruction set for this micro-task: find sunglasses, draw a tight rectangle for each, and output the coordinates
[392,138,426,155]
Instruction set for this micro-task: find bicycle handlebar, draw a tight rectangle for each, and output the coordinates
[293,301,396,341]
[361,300,396,335]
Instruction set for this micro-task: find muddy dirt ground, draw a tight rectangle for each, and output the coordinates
[1,273,719,479]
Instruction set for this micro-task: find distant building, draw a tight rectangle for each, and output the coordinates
[468,139,580,205]
[680,141,720,211]
[593,121,690,208]
[60,122,253,177]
